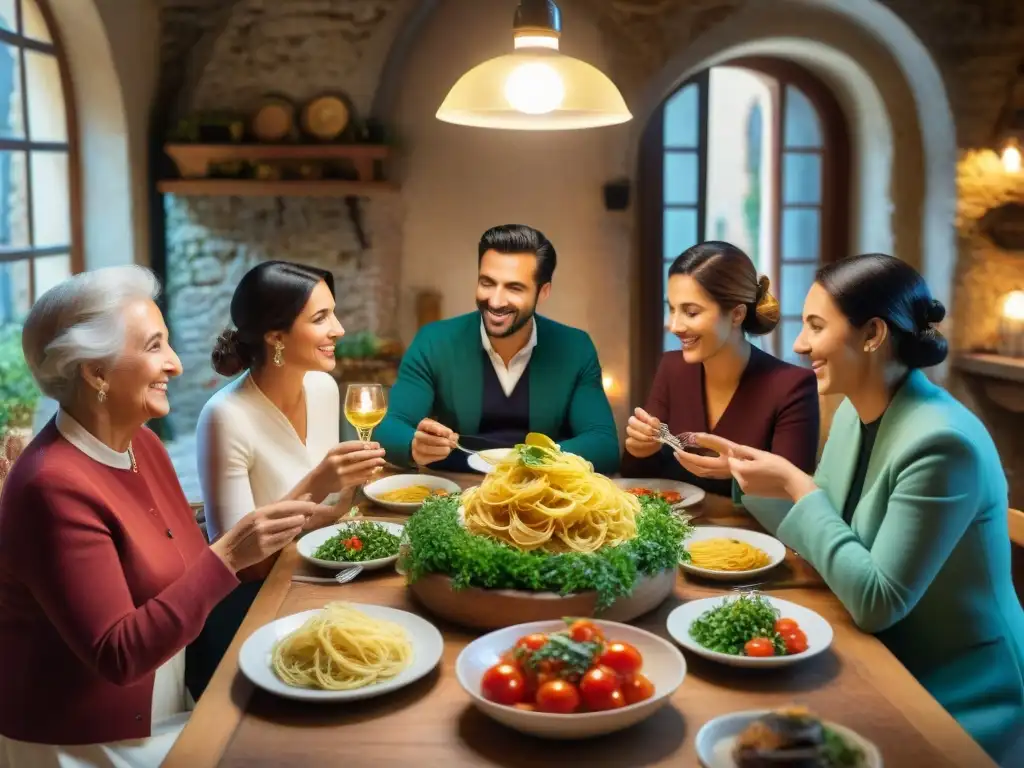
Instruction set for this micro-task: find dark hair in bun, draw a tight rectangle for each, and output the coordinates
[815,253,947,369]
[211,260,335,376]
[668,241,780,336]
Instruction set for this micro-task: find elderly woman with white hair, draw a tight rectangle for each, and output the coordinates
[0,266,325,767]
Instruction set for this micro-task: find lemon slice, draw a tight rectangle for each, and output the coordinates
[525,433,559,451]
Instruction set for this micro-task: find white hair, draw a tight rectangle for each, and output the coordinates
[21,265,161,403]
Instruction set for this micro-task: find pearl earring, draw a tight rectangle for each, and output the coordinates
[273,341,285,367]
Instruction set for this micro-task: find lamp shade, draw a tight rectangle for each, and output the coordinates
[436,49,632,130]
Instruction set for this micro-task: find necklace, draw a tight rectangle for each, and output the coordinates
[128,442,138,473]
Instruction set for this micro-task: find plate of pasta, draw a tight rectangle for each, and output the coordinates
[238,601,444,702]
[680,527,786,581]
[363,473,462,512]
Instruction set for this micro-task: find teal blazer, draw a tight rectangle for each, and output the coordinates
[744,370,1024,763]
[375,313,620,474]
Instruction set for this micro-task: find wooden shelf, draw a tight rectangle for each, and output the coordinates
[954,353,1024,413]
[157,179,399,198]
[954,353,1024,384]
[163,143,392,181]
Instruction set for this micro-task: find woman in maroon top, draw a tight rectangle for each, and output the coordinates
[0,266,325,766]
[622,241,819,497]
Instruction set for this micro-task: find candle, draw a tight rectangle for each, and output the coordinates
[998,291,1024,358]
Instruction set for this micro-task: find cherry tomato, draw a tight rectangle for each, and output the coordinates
[515,633,548,653]
[660,491,682,504]
[535,679,581,714]
[579,665,620,710]
[744,637,776,657]
[782,629,808,655]
[597,641,643,678]
[775,618,800,635]
[621,674,655,705]
[481,663,526,705]
[567,619,605,644]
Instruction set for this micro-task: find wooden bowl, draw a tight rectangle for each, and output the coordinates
[407,568,677,630]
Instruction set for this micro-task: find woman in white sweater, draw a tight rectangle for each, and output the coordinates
[196,261,385,543]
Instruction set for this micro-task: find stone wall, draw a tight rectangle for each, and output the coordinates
[159,0,413,438]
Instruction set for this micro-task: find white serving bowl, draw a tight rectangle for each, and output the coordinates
[296,520,405,571]
[363,473,462,512]
[467,448,514,474]
[680,526,786,582]
[613,477,706,510]
[455,619,687,739]
[695,709,883,767]
[666,595,834,669]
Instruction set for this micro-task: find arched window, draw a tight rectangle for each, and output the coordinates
[0,0,77,329]
[636,58,849,393]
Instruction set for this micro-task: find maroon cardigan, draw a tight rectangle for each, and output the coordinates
[621,346,820,496]
[0,421,239,745]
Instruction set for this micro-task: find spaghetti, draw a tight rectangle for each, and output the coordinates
[378,485,447,503]
[461,433,640,554]
[271,602,412,690]
[688,538,771,571]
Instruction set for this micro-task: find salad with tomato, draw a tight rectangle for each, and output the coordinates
[479,619,655,714]
[689,594,809,658]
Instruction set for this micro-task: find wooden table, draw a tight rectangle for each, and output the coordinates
[164,475,996,768]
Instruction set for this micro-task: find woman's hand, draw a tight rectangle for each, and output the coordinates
[672,446,733,479]
[210,496,326,573]
[317,441,387,492]
[692,434,817,501]
[624,408,662,459]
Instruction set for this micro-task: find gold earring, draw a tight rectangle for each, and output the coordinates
[273,341,285,367]
[97,384,108,403]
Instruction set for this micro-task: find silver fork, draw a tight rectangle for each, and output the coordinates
[454,442,499,463]
[656,423,687,453]
[292,565,363,585]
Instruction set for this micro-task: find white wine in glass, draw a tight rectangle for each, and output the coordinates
[344,383,387,442]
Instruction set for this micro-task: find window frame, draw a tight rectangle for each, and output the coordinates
[0,0,82,310]
[634,57,849,400]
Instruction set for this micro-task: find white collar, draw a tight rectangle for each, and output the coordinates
[479,317,538,360]
[55,409,133,470]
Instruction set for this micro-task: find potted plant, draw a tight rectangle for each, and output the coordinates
[0,323,40,452]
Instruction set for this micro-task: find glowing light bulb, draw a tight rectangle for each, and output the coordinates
[1003,291,1024,321]
[602,374,614,392]
[504,62,565,115]
[1002,144,1022,173]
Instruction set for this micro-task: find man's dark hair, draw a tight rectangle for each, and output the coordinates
[477,224,557,286]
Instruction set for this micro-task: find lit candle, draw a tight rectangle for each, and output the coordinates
[998,291,1024,357]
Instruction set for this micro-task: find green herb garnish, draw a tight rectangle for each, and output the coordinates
[400,493,692,610]
[689,594,786,655]
[312,521,401,563]
[525,633,601,678]
[516,445,548,467]
[823,726,866,766]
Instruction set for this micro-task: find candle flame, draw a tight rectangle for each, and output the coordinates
[1002,291,1024,321]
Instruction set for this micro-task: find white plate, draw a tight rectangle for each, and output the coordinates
[680,527,786,581]
[363,473,462,512]
[467,448,513,474]
[695,709,883,767]
[666,595,833,668]
[456,619,687,740]
[238,604,444,702]
[296,520,405,570]
[613,477,706,509]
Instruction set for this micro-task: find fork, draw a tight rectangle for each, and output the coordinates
[292,565,364,585]
[454,442,499,463]
[656,423,687,453]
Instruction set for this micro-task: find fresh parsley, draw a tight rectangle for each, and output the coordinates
[525,633,600,678]
[400,493,692,610]
[688,594,787,655]
[516,445,548,467]
[313,521,401,563]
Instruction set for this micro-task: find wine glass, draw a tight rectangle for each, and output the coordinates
[344,383,387,443]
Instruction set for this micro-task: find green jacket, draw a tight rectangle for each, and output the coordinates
[375,312,620,474]
[744,370,1024,763]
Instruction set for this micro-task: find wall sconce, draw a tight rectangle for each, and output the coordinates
[998,290,1024,358]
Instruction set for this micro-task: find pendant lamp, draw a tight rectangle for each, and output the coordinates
[436,0,632,130]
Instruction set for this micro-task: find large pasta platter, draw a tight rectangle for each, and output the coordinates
[401,433,693,630]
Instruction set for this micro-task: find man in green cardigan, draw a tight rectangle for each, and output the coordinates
[375,224,620,475]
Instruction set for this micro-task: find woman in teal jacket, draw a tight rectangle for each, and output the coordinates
[697,254,1024,764]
